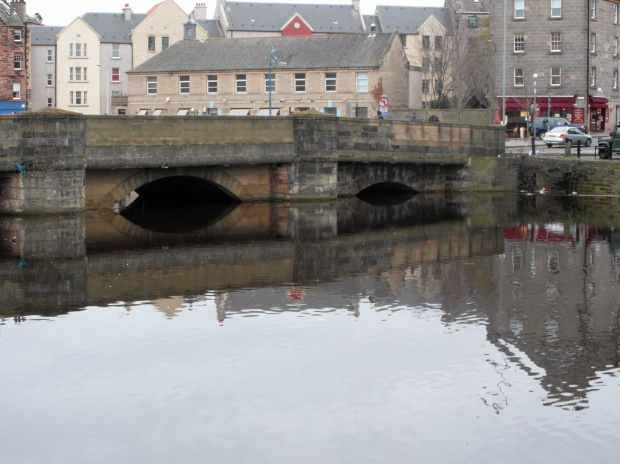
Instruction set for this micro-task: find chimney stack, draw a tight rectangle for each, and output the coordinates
[123,3,132,21]
[9,0,27,23]
[193,3,208,20]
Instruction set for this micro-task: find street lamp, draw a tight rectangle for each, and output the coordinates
[531,73,537,155]
[97,64,110,115]
[502,0,506,126]
[268,49,286,116]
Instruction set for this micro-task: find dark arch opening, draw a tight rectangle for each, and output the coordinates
[357,182,417,206]
[121,176,240,233]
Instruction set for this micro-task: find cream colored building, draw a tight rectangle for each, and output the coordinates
[131,0,208,68]
[56,17,102,114]
[126,33,409,118]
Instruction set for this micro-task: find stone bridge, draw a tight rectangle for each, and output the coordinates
[0,113,508,214]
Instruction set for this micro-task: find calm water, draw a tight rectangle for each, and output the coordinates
[1,194,620,463]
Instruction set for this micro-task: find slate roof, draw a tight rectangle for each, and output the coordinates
[375,6,452,35]
[452,0,490,14]
[29,25,63,45]
[363,14,381,33]
[220,2,365,33]
[81,12,147,43]
[129,33,395,73]
[0,0,42,25]
[196,19,225,38]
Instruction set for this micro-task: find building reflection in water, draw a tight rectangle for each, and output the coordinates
[1,194,620,411]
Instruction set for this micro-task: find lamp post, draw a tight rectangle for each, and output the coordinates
[531,73,537,155]
[97,64,109,115]
[268,49,286,116]
[502,0,506,126]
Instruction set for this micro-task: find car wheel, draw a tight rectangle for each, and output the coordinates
[585,139,592,147]
[599,145,611,159]
[538,130,547,140]
[546,143,552,148]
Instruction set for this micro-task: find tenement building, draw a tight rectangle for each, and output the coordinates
[126,31,410,117]
[491,0,620,132]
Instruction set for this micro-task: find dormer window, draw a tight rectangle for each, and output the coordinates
[13,30,22,42]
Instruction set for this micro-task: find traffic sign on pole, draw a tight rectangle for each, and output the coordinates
[378,97,389,108]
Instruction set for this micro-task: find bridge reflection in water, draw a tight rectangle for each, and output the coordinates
[2,194,620,411]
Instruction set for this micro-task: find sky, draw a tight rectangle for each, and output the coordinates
[24,0,444,27]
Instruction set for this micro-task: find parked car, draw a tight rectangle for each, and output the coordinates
[529,117,588,139]
[597,125,620,159]
[542,127,592,147]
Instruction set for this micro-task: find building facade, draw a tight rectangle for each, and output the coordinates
[28,25,61,110]
[0,0,28,113]
[126,32,409,118]
[491,0,620,132]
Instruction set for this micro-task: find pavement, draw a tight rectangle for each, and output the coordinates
[505,131,608,159]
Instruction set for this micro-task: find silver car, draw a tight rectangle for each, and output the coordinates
[542,126,593,147]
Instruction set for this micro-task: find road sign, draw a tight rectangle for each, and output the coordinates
[378,97,389,108]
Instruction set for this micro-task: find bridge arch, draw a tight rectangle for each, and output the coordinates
[100,167,246,209]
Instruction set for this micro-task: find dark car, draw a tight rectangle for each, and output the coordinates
[529,117,588,139]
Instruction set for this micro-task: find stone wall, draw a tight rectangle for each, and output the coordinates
[0,113,85,214]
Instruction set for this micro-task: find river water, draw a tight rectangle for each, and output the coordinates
[1,194,619,463]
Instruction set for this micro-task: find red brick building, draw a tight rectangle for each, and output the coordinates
[0,0,36,113]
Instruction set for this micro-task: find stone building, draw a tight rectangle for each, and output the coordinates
[491,0,620,132]
[126,32,409,117]
[0,0,33,113]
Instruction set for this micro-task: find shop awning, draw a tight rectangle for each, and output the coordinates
[229,108,250,116]
[257,108,279,116]
[497,95,576,109]
[589,95,609,108]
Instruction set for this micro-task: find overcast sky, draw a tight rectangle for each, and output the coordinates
[24,0,444,27]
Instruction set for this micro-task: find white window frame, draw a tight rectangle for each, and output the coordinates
[47,74,53,86]
[514,0,525,19]
[615,4,619,24]
[264,73,276,93]
[550,32,561,52]
[514,67,524,87]
[76,67,82,81]
[75,43,82,58]
[325,72,337,92]
[356,72,368,92]
[550,67,561,86]
[47,98,53,107]
[13,83,21,99]
[550,0,561,18]
[235,74,247,93]
[591,66,596,87]
[590,0,596,20]
[47,49,53,63]
[147,76,157,95]
[294,73,306,92]
[148,36,155,52]
[111,68,120,82]
[514,33,525,53]
[179,75,190,94]
[162,37,169,50]
[207,75,217,93]
[591,33,596,53]
[615,37,619,57]
[614,69,619,90]
[13,53,21,71]
[112,44,120,59]
[422,79,430,93]
[13,29,22,42]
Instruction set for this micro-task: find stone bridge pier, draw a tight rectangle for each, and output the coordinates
[0,113,86,215]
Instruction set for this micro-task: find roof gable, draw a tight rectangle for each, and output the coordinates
[58,16,102,41]
[220,2,364,34]
[281,13,313,36]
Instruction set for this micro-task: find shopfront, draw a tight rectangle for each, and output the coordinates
[588,96,609,132]
[495,95,578,130]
